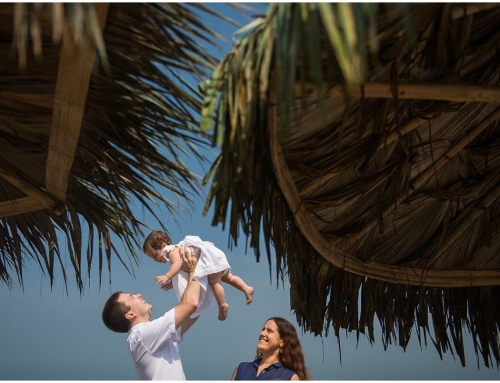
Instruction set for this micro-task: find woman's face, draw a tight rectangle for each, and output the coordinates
[257,320,284,356]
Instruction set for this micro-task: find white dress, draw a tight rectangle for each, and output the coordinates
[161,235,231,318]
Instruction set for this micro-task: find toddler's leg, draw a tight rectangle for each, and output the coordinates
[222,271,254,305]
[208,272,229,321]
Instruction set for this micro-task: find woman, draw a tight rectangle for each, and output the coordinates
[231,317,311,380]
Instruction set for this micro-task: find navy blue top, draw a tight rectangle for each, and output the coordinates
[234,359,297,380]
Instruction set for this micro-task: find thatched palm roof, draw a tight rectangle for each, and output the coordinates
[203,3,500,367]
[0,3,224,291]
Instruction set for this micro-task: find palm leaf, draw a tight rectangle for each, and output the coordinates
[201,2,500,369]
[0,3,231,292]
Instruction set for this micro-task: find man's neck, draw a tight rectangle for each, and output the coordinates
[130,316,151,329]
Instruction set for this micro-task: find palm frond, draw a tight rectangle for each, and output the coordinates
[202,3,500,368]
[0,3,229,292]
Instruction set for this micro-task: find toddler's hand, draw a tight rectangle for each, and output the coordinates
[155,275,169,284]
[161,281,173,291]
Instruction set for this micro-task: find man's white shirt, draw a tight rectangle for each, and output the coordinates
[127,308,185,380]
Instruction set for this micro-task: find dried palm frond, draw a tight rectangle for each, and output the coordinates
[202,3,500,368]
[0,3,227,292]
[11,3,109,70]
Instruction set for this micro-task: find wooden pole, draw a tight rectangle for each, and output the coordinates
[451,3,500,19]
[0,197,46,218]
[338,83,500,103]
[0,92,53,111]
[0,162,65,214]
[45,4,109,203]
[297,82,500,103]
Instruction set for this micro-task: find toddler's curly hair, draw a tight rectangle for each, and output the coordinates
[142,230,173,252]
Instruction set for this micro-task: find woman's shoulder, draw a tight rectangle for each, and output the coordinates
[275,363,298,380]
[282,367,298,380]
[237,361,255,368]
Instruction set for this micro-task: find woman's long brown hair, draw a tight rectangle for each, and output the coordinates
[257,317,311,380]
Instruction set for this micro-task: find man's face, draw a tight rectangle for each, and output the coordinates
[145,243,167,263]
[117,293,153,322]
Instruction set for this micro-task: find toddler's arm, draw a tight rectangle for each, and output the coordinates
[155,247,182,285]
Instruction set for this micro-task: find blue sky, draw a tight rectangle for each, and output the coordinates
[1,3,500,381]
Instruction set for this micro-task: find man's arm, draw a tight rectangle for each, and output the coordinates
[174,246,201,331]
[180,315,198,336]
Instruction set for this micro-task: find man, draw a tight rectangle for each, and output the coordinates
[102,246,201,380]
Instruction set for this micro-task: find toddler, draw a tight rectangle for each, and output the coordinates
[143,230,254,321]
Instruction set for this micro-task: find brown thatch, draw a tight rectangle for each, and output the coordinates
[0,3,226,291]
[202,3,500,368]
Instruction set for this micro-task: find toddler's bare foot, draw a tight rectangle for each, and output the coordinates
[218,302,229,321]
[245,287,254,305]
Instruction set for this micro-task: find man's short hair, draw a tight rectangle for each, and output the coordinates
[102,291,130,333]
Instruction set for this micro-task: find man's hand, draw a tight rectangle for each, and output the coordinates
[180,245,198,273]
